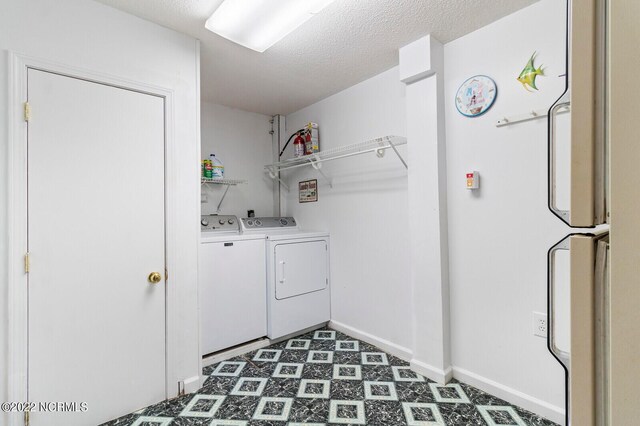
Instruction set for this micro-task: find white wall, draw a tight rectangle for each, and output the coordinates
[283,68,412,356]
[201,102,274,217]
[444,0,569,420]
[0,0,200,421]
[282,0,569,421]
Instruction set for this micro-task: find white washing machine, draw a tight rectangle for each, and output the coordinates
[241,217,330,339]
[200,214,267,355]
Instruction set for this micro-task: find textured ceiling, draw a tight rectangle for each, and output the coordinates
[94,0,538,115]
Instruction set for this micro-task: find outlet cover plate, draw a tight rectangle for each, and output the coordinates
[533,311,547,338]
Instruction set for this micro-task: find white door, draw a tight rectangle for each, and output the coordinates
[200,238,267,354]
[275,240,328,300]
[27,69,166,426]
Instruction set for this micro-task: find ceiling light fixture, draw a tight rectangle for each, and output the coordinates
[205,0,336,53]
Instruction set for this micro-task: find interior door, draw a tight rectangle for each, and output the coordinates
[27,69,166,425]
[275,240,328,300]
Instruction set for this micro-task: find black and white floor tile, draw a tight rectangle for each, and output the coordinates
[102,327,559,426]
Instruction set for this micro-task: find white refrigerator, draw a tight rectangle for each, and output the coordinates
[547,0,609,425]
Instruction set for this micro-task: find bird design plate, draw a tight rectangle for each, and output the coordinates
[455,75,497,117]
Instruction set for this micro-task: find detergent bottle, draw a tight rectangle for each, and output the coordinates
[210,154,224,178]
[203,159,213,179]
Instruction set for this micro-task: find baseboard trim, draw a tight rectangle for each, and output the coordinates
[452,366,565,425]
[328,320,413,361]
[182,375,201,395]
[202,338,272,367]
[201,323,328,368]
[410,359,453,384]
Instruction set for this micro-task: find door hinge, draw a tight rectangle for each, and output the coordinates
[23,102,31,122]
[24,410,30,426]
[24,252,30,274]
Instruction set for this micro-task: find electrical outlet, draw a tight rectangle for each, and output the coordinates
[533,311,547,338]
[201,193,208,203]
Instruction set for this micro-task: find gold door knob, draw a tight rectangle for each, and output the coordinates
[148,272,162,284]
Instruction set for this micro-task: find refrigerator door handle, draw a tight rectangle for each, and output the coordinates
[548,97,572,226]
[548,231,606,426]
[547,236,571,368]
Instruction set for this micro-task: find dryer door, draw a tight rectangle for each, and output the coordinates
[275,240,328,300]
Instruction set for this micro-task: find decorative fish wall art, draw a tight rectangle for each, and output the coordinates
[517,52,545,91]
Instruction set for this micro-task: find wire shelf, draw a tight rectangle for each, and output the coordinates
[265,135,407,174]
[264,135,407,191]
[200,178,247,186]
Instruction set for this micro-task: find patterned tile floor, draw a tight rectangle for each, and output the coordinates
[103,327,559,425]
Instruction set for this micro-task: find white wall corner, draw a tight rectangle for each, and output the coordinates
[410,359,453,384]
[329,320,413,362]
[400,34,451,382]
[399,35,444,84]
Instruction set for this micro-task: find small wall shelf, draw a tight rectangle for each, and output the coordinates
[201,178,248,186]
[201,177,247,212]
[265,135,407,190]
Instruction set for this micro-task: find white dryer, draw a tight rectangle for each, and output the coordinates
[241,217,330,339]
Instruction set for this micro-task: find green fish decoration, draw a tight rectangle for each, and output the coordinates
[517,52,544,91]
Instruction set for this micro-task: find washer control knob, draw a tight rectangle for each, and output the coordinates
[255,219,262,226]
[219,219,226,225]
[279,218,288,226]
[228,219,235,225]
[247,220,254,226]
[201,218,209,226]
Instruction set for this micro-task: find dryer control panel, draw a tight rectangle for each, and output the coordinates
[241,217,297,231]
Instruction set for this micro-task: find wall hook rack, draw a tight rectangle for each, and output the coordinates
[496,105,570,127]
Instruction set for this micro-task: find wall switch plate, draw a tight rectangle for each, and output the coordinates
[533,311,547,338]
[201,194,207,203]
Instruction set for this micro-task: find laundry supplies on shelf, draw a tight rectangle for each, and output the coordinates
[209,154,224,178]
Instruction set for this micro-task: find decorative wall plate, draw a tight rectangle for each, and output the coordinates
[455,75,497,117]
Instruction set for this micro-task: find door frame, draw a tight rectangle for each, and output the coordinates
[7,52,179,424]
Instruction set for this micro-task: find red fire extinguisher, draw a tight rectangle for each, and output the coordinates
[293,132,305,157]
[304,129,313,155]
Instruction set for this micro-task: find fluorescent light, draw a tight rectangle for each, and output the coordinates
[205,0,336,53]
